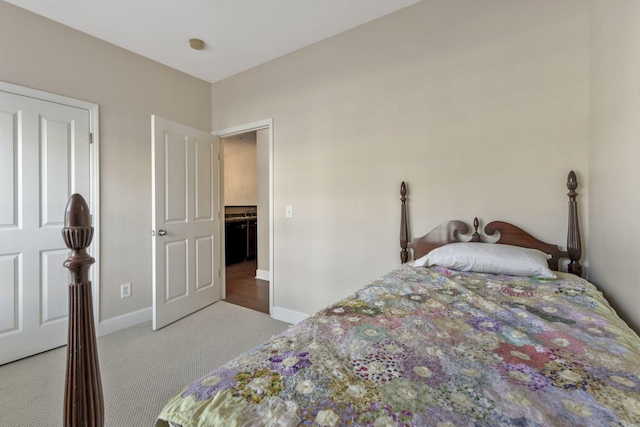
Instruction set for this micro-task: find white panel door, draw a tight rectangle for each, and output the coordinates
[0,91,90,365]
[152,116,220,330]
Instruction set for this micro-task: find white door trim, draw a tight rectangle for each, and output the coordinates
[214,119,273,315]
[0,81,101,328]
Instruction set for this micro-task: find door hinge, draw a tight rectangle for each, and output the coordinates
[89,133,93,144]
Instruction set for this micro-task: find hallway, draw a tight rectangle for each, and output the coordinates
[224,260,269,314]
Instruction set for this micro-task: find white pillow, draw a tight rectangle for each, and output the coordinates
[413,242,556,278]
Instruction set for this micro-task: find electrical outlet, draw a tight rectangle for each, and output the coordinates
[121,283,132,298]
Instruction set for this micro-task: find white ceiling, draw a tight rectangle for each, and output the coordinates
[5,0,421,83]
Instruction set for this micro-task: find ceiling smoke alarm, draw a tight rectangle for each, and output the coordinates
[189,38,206,51]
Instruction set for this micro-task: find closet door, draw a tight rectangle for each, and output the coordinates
[0,90,90,365]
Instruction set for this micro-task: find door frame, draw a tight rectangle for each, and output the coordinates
[214,118,273,314]
[0,81,100,326]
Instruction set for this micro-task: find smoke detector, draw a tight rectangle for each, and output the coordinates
[189,38,206,51]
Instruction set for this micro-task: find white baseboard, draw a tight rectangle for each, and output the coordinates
[255,269,270,281]
[270,305,309,325]
[97,304,308,335]
[97,306,152,337]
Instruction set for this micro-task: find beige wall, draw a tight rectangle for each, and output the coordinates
[589,0,640,332]
[212,0,590,316]
[7,0,635,333]
[0,1,212,322]
[223,135,257,206]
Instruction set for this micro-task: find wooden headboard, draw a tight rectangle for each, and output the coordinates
[400,171,582,276]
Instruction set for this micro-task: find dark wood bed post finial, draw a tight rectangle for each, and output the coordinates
[471,217,481,242]
[400,182,409,263]
[62,194,104,427]
[567,171,583,277]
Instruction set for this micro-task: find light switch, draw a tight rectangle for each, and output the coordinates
[285,205,293,218]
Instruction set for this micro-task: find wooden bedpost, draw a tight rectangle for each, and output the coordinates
[566,171,583,277]
[400,182,409,263]
[62,194,104,427]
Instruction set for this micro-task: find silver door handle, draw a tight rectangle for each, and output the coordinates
[158,229,167,236]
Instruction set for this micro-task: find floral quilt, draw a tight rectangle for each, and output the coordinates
[156,264,640,427]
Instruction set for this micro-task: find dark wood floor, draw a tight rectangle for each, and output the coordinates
[224,259,269,314]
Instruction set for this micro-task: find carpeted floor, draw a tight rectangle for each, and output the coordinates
[0,301,289,427]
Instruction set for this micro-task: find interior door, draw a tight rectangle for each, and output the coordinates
[0,90,90,365]
[152,115,220,330]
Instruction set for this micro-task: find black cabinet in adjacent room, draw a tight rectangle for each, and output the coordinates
[247,219,257,260]
[225,221,247,265]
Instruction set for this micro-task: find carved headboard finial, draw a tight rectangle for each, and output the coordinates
[471,217,481,242]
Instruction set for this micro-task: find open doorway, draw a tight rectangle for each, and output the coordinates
[215,119,274,313]
[220,126,271,314]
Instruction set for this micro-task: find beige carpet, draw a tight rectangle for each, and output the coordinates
[0,301,290,427]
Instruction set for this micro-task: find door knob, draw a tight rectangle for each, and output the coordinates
[158,229,167,236]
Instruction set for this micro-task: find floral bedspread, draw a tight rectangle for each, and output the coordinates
[156,265,640,427]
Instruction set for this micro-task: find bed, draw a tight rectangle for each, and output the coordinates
[150,171,640,427]
[58,172,640,426]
